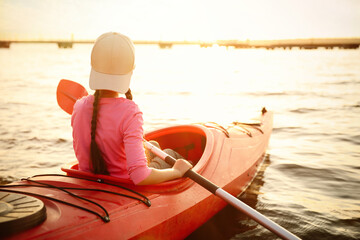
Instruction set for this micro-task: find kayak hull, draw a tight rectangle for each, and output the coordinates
[2,111,273,240]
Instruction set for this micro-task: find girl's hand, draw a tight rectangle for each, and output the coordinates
[172,159,193,178]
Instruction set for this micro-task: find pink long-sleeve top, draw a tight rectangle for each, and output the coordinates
[71,95,152,185]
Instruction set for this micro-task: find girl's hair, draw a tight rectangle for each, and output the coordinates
[90,88,133,174]
[125,88,133,100]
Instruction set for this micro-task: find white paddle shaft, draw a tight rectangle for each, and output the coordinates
[215,188,300,240]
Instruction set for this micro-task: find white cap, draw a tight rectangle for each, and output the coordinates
[89,32,135,93]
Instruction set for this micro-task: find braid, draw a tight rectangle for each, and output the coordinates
[90,90,108,174]
[125,88,133,100]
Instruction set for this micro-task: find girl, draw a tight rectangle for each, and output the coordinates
[71,32,192,185]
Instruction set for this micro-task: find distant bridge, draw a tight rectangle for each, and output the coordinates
[0,39,207,49]
[1,38,359,50]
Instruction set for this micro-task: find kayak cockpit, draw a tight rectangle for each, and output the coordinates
[145,124,210,165]
[62,124,214,192]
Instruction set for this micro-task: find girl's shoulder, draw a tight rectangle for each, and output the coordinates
[73,96,142,115]
[115,98,142,115]
[74,95,94,110]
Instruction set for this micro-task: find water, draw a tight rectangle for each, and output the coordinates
[1,44,359,239]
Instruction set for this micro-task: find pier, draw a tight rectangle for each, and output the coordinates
[217,38,360,50]
[0,38,359,50]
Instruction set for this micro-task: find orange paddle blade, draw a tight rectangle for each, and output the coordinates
[56,79,88,114]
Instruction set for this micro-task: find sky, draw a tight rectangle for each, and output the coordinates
[0,0,359,41]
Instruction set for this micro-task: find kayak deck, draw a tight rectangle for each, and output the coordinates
[1,110,273,240]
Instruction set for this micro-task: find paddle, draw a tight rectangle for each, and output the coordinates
[56,79,88,114]
[56,79,300,240]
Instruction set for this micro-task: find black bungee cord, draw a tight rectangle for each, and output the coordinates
[32,173,150,205]
[0,174,152,223]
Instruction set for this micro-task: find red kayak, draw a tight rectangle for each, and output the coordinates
[1,110,273,239]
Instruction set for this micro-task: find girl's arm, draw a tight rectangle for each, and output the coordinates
[137,159,192,185]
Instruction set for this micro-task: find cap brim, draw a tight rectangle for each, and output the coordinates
[89,68,132,93]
